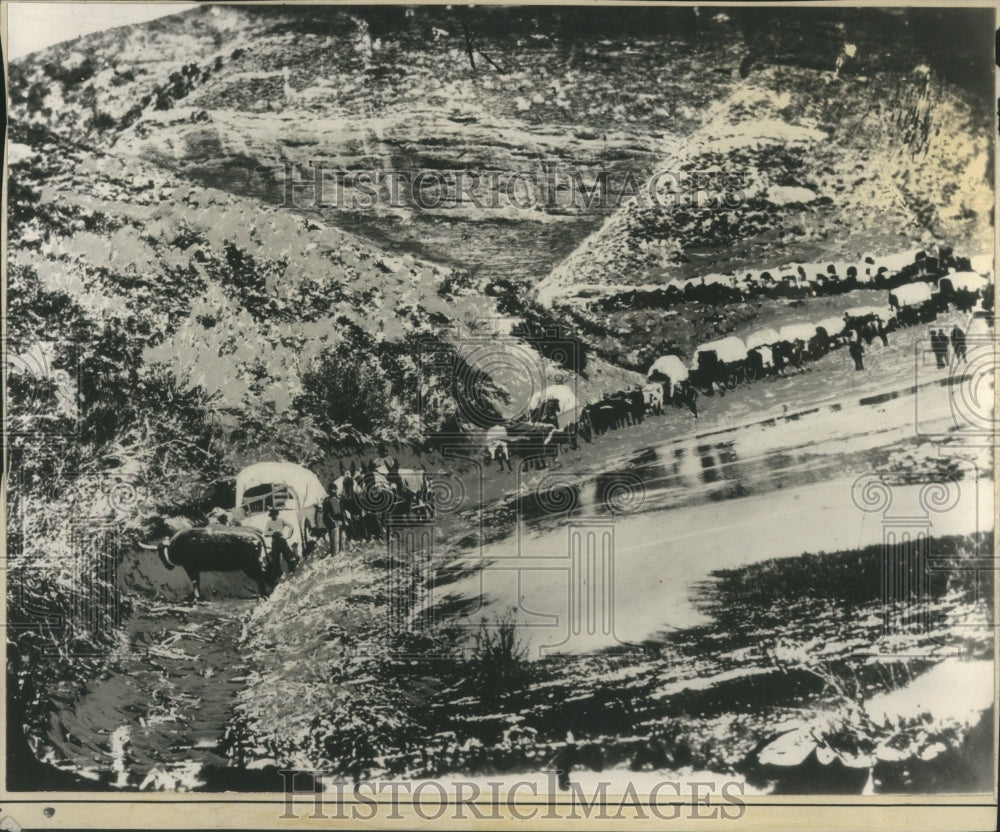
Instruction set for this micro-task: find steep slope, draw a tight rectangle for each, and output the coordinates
[538,64,992,304]
[7,5,742,283]
[529,21,992,368]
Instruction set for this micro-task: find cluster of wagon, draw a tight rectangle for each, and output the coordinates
[643,248,988,307]
[482,265,992,470]
[145,460,438,599]
[653,270,991,396]
[151,260,990,598]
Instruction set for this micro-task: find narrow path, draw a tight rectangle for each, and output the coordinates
[44,597,253,789]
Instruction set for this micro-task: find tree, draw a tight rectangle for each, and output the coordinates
[297,343,394,448]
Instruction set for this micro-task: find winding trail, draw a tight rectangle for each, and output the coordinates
[45,598,253,789]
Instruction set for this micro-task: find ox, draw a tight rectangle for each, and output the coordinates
[141,524,279,602]
[387,468,434,519]
[506,420,560,469]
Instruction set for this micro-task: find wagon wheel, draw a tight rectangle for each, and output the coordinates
[579,410,593,444]
[725,369,740,390]
[744,363,758,383]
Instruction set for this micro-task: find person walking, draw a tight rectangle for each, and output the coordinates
[932,329,948,368]
[950,325,967,363]
[683,383,699,418]
[773,344,787,378]
[322,484,344,556]
[876,319,889,347]
[848,335,865,371]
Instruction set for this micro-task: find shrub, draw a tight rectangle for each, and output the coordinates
[44,55,97,88]
[88,111,117,132]
[297,342,394,448]
[467,607,531,706]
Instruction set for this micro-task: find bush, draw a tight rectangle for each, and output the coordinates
[152,63,201,111]
[297,341,394,448]
[44,55,97,88]
[88,111,118,132]
[467,607,531,706]
[26,81,50,114]
[488,279,589,373]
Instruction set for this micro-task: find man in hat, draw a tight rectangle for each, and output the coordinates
[373,445,397,474]
[265,508,298,573]
[322,483,344,556]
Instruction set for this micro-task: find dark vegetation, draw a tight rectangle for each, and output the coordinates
[488,278,589,374]
[3,145,485,782]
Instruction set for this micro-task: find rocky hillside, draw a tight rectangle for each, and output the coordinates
[5,5,994,792]
[10,7,990,379]
[11,6,759,457]
[528,9,993,365]
[7,5,740,283]
[538,62,992,304]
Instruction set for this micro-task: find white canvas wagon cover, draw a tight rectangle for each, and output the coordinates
[527,383,578,413]
[938,272,989,293]
[691,336,748,368]
[814,316,846,336]
[235,461,327,510]
[969,255,993,276]
[890,282,933,308]
[746,328,781,349]
[844,305,889,320]
[647,354,689,382]
[778,324,818,344]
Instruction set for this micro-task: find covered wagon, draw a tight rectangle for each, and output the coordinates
[935,271,990,312]
[746,327,781,350]
[690,336,749,392]
[874,248,924,286]
[777,323,822,365]
[969,254,993,276]
[844,305,890,323]
[527,383,583,430]
[744,328,781,380]
[682,273,743,304]
[233,461,327,559]
[814,316,848,352]
[771,268,811,298]
[889,282,936,325]
[526,384,589,449]
[647,354,690,399]
[843,305,895,340]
